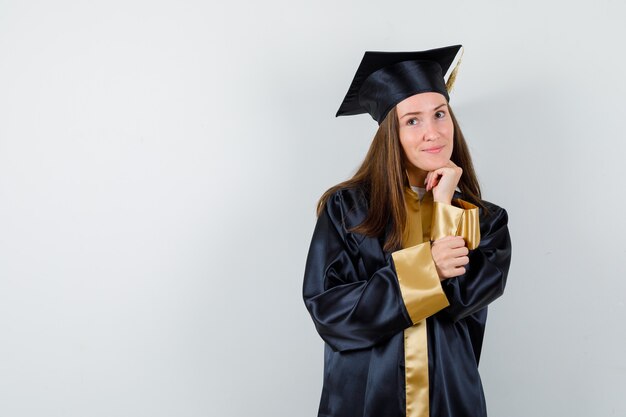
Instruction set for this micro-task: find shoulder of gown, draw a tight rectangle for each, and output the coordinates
[321,185,371,232]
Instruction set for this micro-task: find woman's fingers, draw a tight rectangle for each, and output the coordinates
[423,160,461,191]
[426,170,442,192]
[451,255,470,267]
[451,245,469,257]
[431,165,462,203]
[431,236,470,279]
[423,162,459,192]
[433,236,466,248]
[452,266,467,276]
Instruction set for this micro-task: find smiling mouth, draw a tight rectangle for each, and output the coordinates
[422,146,443,153]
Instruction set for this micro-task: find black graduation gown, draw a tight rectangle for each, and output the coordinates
[302,185,512,417]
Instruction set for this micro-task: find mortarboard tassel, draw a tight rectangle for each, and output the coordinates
[445,46,464,93]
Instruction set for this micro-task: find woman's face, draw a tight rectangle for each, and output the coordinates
[396,92,454,179]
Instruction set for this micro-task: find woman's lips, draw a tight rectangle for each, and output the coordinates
[422,146,444,153]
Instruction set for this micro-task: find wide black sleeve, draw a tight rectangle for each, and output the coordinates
[440,204,512,322]
[302,191,418,353]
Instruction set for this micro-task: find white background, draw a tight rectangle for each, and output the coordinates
[1,1,625,416]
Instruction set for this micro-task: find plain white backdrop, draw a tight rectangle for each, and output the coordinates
[1,1,625,416]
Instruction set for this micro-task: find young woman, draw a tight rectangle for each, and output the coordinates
[302,45,512,417]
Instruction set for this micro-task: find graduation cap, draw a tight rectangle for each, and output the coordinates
[336,45,464,124]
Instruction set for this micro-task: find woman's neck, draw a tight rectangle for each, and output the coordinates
[405,167,428,188]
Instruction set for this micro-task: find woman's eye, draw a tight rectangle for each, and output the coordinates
[407,118,419,126]
[435,111,446,119]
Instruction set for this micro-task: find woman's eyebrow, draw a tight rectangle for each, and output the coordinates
[400,103,447,119]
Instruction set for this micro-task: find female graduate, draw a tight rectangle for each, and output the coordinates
[302,45,512,417]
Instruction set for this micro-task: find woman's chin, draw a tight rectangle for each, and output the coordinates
[416,161,446,172]
[406,156,452,178]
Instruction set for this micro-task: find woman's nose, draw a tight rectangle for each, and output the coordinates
[423,121,438,141]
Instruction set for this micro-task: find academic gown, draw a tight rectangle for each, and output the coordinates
[302,185,512,417]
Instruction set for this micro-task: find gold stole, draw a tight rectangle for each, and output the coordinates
[402,189,434,417]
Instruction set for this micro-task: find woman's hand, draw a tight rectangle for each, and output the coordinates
[424,160,462,205]
[431,236,469,280]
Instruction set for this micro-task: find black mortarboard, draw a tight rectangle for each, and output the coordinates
[336,45,463,124]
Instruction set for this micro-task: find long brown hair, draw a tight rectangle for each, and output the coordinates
[317,105,487,252]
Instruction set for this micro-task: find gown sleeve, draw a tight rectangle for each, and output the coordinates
[302,190,448,353]
[438,203,512,322]
[431,199,481,249]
